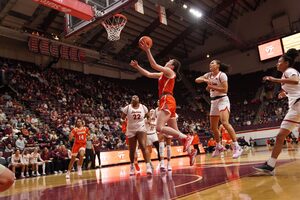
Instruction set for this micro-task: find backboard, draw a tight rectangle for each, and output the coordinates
[65,0,137,38]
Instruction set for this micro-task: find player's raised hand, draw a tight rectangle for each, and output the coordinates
[139,40,150,51]
[263,76,275,82]
[130,60,139,69]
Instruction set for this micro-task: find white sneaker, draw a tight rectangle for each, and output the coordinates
[232,146,243,159]
[20,174,25,178]
[36,172,41,176]
[26,173,29,177]
[167,162,172,171]
[146,165,152,175]
[66,171,70,179]
[77,167,82,176]
[129,165,135,176]
[212,145,226,157]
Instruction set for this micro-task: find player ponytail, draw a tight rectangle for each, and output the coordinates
[172,59,182,81]
[215,60,229,73]
[282,48,299,67]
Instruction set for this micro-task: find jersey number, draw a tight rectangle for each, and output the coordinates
[78,135,85,140]
[133,114,141,120]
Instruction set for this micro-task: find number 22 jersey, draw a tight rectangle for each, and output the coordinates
[122,104,148,132]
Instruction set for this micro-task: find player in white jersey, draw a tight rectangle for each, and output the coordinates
[195,60,243,159]
[254,49,300,175]
[121,95,152,175]
[145,109,160,169]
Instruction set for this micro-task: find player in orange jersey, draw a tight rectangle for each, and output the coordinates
[66,118,89,179]
[130,41,197,166]
[219,124,232,150]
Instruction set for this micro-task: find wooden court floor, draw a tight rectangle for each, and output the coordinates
[1,146,300,200]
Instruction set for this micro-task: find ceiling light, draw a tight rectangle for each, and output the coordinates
[183,4,187,9]
[53,35,59,40]
[206,54,210,58]
[189,8,203,18]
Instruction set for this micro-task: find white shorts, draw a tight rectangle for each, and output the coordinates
[210,96,230,116]
[126,128,147,138]
[146,133,158,146]
[281,102,300,131]
[23,161,29,165]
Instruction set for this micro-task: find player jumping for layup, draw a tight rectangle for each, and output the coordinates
[130,40,197,166]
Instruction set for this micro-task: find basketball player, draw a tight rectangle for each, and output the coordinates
[66,118,89,179]
[11,149,25,178]
[220,124,232,150]
[157,108,178,171]
[130,41,197,166]
[122,118,140,172]
[254,49,299,175]
[145,109,161,170]
[121,95,152,175]
[0,164,14,192]
[195,60,243,159]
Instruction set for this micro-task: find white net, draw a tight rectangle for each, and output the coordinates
[102,14,127,41]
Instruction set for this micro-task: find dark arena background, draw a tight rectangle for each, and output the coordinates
[0,0,300,199]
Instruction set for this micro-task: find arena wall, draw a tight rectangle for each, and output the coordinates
[237,127,299,142]
[189,0,300,74]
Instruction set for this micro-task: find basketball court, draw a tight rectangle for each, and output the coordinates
[0,0,300,199]
[1,146,300,199]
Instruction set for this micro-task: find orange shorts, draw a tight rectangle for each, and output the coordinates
[72,143,86,156]
[159,95,176,118]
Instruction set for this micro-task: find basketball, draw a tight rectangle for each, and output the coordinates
[139,36,153,49]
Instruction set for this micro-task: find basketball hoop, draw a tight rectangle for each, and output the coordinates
[102,14,127,41]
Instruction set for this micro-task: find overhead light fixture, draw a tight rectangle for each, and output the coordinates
[53,35,59,40]
[183,4,188,9]
[170,0,174,2]
[206,54,210,58]
[189,8,203,18]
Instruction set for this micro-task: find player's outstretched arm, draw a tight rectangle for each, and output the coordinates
[130,60,161,79]
[139,41,174,78]
[263,75,299,85]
